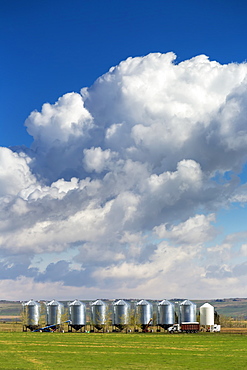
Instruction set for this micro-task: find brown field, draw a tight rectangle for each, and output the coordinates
[220,327,247,334]
[0,315,20,319]
[0,322,23,332]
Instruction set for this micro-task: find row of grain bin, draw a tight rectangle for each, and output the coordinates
[22,299,216,332]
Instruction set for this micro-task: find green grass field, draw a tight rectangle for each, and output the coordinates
[0,332,247,369]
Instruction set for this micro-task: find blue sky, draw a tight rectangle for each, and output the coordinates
[1,0,246,147]
[1,0,247,300]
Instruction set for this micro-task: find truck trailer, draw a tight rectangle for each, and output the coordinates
[168,322,200,333]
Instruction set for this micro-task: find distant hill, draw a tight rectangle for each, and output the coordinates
[0,301,22,318]
[194,298,247,319]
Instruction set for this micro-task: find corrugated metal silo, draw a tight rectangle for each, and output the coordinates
[136,300,153,330]
[179,299,196,323]
[91,299,107,330]
[113,300,130,329]
[46,300,64,326]
[157,300,175,329]
[24,299,40,328]
[69,300,86,331]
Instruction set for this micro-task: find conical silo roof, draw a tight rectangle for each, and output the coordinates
[91,299,105,306]
[47,299,61,306]
[158,299,174,306]
[69,299,84,306]
[200,302,213,308]
[114,299,129,306]
[25,299,39,306]
[136,299,150,305]
[180,299,194,306]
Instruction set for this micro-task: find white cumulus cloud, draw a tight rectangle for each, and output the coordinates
[1,52,247,298]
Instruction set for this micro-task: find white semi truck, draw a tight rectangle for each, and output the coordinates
[168,322,221,333]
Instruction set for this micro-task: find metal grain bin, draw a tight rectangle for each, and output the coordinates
[157,300,175,328]
[46,300,64,326]
[113,300,130,327]
[24,299,40,327]
[69,300,86,327]
[136,299,153,326]
[179,300,196,323]
[91,299,107,329]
